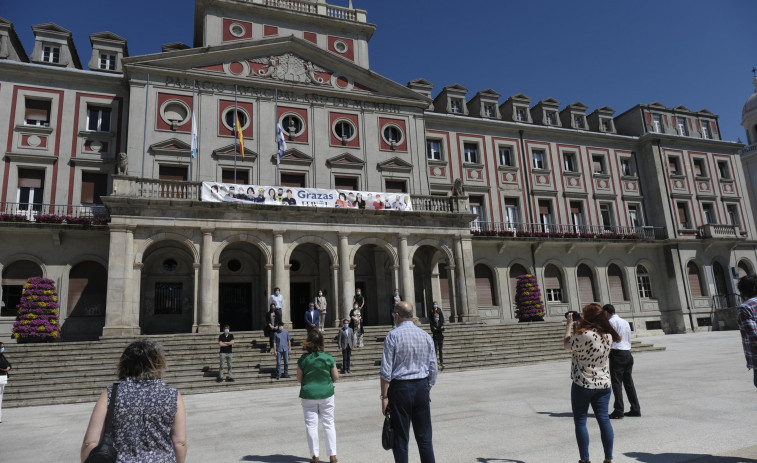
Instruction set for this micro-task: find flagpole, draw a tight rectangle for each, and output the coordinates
[275,88,280,186]
[190,80,196,181]
[234,84,238,184]
[140,73,150,184]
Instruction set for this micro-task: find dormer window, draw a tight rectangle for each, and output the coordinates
[42,45,60,63]
[700,120,711,139]
[484,104,496,118]
[601,119,612,132]
[652,114,663,133]
[545,112,557,125]
[574,115,585,129]
[25,99,51,127]
[450,99,463,114]
[515,107,527,122]
[676,117,689,136]
[99,53,116,71]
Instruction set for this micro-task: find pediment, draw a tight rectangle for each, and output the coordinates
[32,23,71,34]
[0,17,11,26]
[565,102,588,111]
[150,138,191,156]
[476,88,501,99]
[124,36,429,107]
[276,148,312,166]
[326,152,365,169]
[212,143,257,162]
[648,101,667,109]
[89,31,127,43]
[538,97,560,107]
[442,83,468,95]
[508,93,532,102]
[595,105,615,113]
[697,108,714,115]
[673,105,692,113]
[407,78,433,89]
[377,156,413,173]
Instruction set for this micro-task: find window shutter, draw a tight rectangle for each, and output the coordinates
[475,265,494,306]
[539,203,550,215]
[18,169,44,188]
[592,158,602,173]
[544,265,561,290]
[577,265,596,304]
[687,263,703,297]
[158,166,188,181]
[608,265,627,301]
[439,264,451,310]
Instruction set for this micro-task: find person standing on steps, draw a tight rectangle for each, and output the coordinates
[305,302,320,334]
[429,307,445,370]
[265,304,282,353]
[737,274,757,389]
[353,288,365,324]
[603,304,641,419]
[0,341,10,423]
[315,289,327,331]
[270,287,285,317]
[217,324,235,383]
[273,322,292,379]
[337,318,354,374]
[350,303,364,348]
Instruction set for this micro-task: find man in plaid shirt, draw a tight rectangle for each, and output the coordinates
[737,275,757,388]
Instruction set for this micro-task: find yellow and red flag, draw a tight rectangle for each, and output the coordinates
[235,114,244,160]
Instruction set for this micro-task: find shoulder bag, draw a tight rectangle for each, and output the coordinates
[381,412,394,450]
[85,382,120,463]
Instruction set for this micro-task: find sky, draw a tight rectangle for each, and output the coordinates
[3,0,756,142]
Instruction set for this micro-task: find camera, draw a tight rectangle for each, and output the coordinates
[565,311,581,321]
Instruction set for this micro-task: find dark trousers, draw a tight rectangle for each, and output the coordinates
[433,337,444,364]
[342,346,352,371]
[609,349,640,413]
[388,378,435,463]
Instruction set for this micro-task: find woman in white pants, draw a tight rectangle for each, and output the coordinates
[0,342,11,423]
[297,330,339,463]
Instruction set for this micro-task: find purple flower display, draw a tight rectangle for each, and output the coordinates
[514,274,545,322]
[12,277,61,342]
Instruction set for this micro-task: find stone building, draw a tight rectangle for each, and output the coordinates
[0,0,754,341]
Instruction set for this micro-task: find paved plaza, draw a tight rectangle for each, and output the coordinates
[2,330,757,462]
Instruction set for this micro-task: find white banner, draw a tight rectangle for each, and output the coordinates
[201,182,413,211]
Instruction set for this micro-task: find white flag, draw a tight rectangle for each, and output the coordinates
[276,122,287,164]
[190,110,198,158]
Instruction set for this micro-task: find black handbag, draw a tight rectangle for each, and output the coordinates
[85,382,120,463]
[381,412,394,450]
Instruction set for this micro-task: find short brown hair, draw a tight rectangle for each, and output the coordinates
[117,339,167,380]
[302,329,325,353]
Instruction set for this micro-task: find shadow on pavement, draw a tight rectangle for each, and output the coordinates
[242,455,311,462]
[626,451,757,462]
[476,459,526,463]
[536,411,579,418]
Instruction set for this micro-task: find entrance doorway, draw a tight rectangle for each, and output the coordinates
[290,282,311,329]
[219,283,252,331]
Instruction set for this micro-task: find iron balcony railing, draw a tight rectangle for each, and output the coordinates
[471,221,667,240]
[0,202,110,224]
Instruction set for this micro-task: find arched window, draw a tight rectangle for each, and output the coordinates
[738,260,754,278]
[608,264,628,302]
[544,264,564,302]
[475,264,496,306]
[636,265,653,299]
[577,264,598,304]
[509,264,528,301]
[687,261,706,297]
[2,260,43,317]
[68,261,108,317]
[438,263,451,310]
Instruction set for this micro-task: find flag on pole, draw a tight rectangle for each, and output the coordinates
[236,114,245,160]
[276,122,286,164]
[190,107,198,158]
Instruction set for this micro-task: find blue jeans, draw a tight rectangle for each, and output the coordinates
[388,378,435,463]
[276,350,289,377]
[752,369,757,389]
[571,382,613,462]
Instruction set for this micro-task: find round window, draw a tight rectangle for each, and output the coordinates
[333,119,356,142]
[227,259,242,272]
[160,101,190,127]
[223,108,249,131]
[334,40,348,54]
[162,259,178,272]
[382,124,404,146]
[229,23,246,38]
[280,113,305,137]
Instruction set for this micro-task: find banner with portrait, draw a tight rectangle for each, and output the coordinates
[201,182,413,211]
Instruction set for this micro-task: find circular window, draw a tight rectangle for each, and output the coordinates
[382,124,404,146]
[280,113,305,137]
[162,259,178,272]
[229,22,246,38]
[160,100,190,127]
[227,259,242,272]
[334,40,348,54]
[223,108,249,131]
[289,259,301,272]
[333,119,356,142]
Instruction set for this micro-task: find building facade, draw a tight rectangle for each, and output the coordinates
[0,0,755,341]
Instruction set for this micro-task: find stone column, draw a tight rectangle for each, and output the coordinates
[197,229,217,333]
[457,236,480,323]
[272,232,290,325]
[398,234,415,306]
[103,225,140,337]
[448,264,458,322]
[338,233,354,323]
[192,263,200,333]
[331,264,340,327]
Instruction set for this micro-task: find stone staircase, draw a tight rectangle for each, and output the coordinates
[2,322,664,408]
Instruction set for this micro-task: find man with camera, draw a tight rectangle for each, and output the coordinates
[603,304,641,419]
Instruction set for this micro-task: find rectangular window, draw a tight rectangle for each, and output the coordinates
[532,150,545,169]
[385,180,407,193]
[668,156,681,175]
[563,152,576,172]
[601,119,612,132]
[154,282,183,314]
[546,288,562,302]
[701,120,711,139]
[538,200,553,232]
[498,146,513,166]
[637,274,652,298]
[692,159,705,177]
[515,107,527,122]
[86,106,112,132]
[592,155,606,174]
[677,117,689,136]
[677,202,690,229]
[484,104,495,118]
[545,112,557,125]
[570,202,584,232]
[702,203,715,224]
[504,198,518,227]
[727,204,740,227]
[574,115,585,129]
[469,196,485,229]
[450,99,462,114]
[652,114,663,133]
[426,139,442,161]
[463,143,479,164]
[221,169,249,185]
[628,204,642,228]
[600,203,614,228]
[24,99,51,127]
[158,165,188,181]
[620,158,635,176]
[17,168,45,212]
[717,161,731,179]
[80,172,107,205]
[334,176,357,190]
[99,53,116,70]
[42,45,60,63]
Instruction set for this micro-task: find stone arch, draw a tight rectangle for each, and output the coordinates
[473,259,499,307]
[605,259,630,302]
[135,232,199,266]
[69,254,109,269]
[685,258,707,298]
[738,259,755,277]
[633,259,656,299]
[409,238,454,266]
[284,235,338,266]
[349,237,398,268]
[213,233,272,267]
[2,253,48,277]
[542,260,568,303]
[576,261,599,304]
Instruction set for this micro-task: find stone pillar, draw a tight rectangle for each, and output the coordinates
[448,264,458,322]
[272,232,290,325]
[373,247,387,325]
[398,234,415,308]
[338,233,354,323]
[103,225,140,337]
[192,263,200,333]
[455,236,480,323]
[331,264,340,327]
[197,229,217,333]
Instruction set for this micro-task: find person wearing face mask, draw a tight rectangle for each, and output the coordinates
[264,304,283,353]
[272,322,292,379]
[305,302,320,334]
[337,318,354,374]
[429,304,445,370]
[349,303,364,348]
[315,290,327,331]
[217,324,235,382]
[269,287,285,315]
[430,301,445,324]
[390,289,401,328]
[352,288,365,324]
[0,342,10,423]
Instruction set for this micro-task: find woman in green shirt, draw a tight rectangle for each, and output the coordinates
[297,330,340,463]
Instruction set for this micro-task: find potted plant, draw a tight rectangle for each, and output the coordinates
[514,274,545,322]
[12,277,61,342]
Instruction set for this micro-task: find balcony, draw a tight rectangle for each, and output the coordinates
[697,224,743,239]
[0,202,110,225]
[471,222,667,240]
[254,0,367,23]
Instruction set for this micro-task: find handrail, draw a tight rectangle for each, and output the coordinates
[471,221,667,240]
